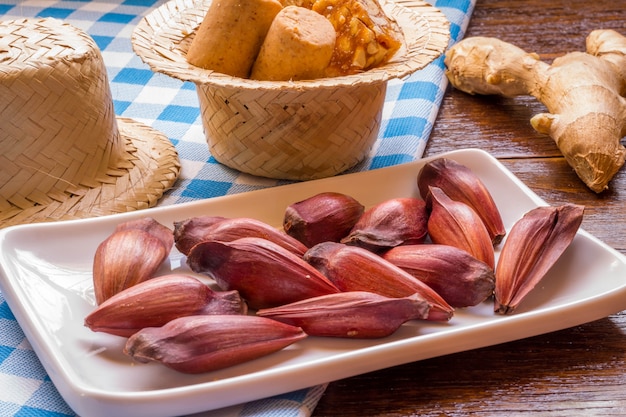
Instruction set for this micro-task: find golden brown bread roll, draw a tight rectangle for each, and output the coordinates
[186,0,283,77]
[250,6,336,81]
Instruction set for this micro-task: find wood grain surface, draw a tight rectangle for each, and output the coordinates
[313,0,626,415]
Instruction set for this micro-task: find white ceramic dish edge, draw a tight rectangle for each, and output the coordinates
[1,148,626,417]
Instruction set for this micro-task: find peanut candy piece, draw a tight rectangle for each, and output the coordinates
[312,0,403,76]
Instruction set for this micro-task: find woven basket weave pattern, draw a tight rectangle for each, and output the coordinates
[0,18,181,228]
[0,20,123,209]
[198,82,386,179]
[132,0,450,180]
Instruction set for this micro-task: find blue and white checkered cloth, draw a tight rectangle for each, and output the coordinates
[0,0,475,415]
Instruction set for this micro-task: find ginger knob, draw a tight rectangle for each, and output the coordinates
[445,31,626,193]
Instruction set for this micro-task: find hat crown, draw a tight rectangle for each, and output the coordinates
[0,18,124,209]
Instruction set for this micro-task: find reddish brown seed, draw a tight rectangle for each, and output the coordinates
[114,217,174,253]
[383,244,495,308]
[340,197,428,253]
[426,186,495,269]
[173,216,227,255]
[85,274,247,337]
[174,216,307,256]
[124,315,307,374]
[495,204,584,314]
[417,157,506,244]
[187,236,340,309]
[257,291,430,338]
[304,242,454,321]
[93,228,169,305]
[283,192,365,247]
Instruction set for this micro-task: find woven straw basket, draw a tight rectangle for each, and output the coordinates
[0,18,180,228]
[133,0,450,180]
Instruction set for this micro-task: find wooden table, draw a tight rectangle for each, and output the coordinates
[313,1,626,415]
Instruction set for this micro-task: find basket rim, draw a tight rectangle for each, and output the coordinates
[131,0,451,91]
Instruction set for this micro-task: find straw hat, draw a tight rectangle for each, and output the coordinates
[0,18,181,228]
[132,0,449,181]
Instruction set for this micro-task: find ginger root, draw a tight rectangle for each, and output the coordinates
[444,29,626,193]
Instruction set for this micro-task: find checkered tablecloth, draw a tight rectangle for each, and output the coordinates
[0,0,475,415]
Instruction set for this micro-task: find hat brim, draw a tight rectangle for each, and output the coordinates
[0,117,180,228]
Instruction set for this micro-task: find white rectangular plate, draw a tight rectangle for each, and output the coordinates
[1,149,626,417]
